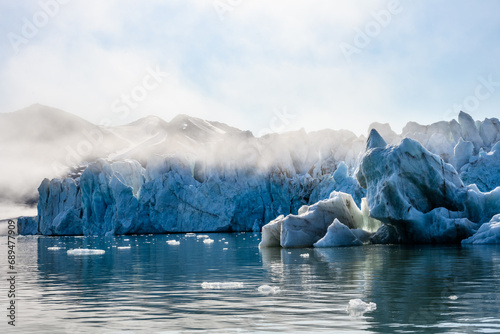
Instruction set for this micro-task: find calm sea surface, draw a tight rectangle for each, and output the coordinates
[1,233,500,333]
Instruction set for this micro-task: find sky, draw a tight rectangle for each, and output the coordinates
[0,0,499,136]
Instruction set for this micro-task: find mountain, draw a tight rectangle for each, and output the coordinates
[0,104,127,204]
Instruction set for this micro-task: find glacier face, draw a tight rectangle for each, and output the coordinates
[17,109,500,243]
[36,156,359,236]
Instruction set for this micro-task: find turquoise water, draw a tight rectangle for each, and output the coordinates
[1,233,500,333]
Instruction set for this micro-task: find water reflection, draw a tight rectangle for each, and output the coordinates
[1,234,500,333]
[260,245,500,333]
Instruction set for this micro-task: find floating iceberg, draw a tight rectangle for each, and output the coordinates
[67,249,105,255]
[261,128,500,246]
[356,130,500,243]
[201,282,244,289]
[346,299,377,316]
[167,240,181,245]
[257,285,280,294]
[203,239,214,244]
[260,192,380,248]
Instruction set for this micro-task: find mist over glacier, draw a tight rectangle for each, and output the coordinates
[3,104,500,245]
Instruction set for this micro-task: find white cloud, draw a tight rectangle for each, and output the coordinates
[1,0,499,136]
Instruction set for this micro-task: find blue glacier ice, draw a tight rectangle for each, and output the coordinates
[462,214,500,244]
[16,110,500,244]
[36,156,346,236]
[261,127,500,247]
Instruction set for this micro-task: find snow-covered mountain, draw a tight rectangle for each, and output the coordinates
[0,104,126,206]
[0,104,363,209]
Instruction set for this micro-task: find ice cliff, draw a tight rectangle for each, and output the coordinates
[33,156,361,236]
[16,109,500,244]
[260,128,500,247]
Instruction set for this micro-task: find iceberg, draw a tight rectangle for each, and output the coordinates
[67,249,105,255]
[356,130,500,243]
[201,282,244,289]
[261,126,500,246]
[346,299,377,316]
[257,285,280,294]
[260,192,380,248]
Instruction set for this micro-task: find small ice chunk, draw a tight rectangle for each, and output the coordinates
[167,240,180,245]
[197,235,209,239]
[117,246,131,250]
[185,233,196,237]
[201,282,244,289]
[203,239,214,244]
[223,248,228,250]
[346,299,377,316]
[300,253,310,258]
[224,242,229,244]
[258,285,280,295]
[448,295,458,300]
[67,249,105,256]
[123,239,130,241]
[47,247,63,251]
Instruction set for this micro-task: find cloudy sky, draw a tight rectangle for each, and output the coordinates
[1,0,499,135]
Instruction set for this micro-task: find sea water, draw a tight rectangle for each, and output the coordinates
[1,233,500,333]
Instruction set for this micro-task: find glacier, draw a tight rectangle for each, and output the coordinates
[34,156,345,236]
[12,108,500,245]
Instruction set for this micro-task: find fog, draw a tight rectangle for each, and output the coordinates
[0,103,375,220]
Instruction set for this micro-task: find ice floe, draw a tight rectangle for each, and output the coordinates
[67,249,105,256]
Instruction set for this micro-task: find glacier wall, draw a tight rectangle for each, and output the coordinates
[24,111,500,242]
[35,156,363,236]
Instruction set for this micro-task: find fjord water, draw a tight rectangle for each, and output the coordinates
[1,234,500,333]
